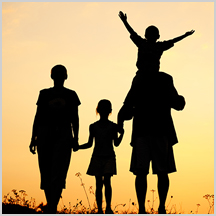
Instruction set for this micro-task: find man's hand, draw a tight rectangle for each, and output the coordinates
[117,123,124,134]
[118,11,127,22]
[29,140,37,155]
[185,30,195,36]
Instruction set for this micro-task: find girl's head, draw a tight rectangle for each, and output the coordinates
[96,99,112,117]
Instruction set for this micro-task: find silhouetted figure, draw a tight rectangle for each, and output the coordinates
[29,65,80,214]
[78,100,124,214]
[118,72,185,214]
[118,11,194,85]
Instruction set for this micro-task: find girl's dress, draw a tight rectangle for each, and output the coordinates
[87,120,118,176]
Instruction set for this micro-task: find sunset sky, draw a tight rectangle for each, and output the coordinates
[2,2,214,214]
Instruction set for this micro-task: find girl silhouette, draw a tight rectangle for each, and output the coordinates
[78,99,124,214]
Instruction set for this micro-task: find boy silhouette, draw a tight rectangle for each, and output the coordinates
[118,11,194,84]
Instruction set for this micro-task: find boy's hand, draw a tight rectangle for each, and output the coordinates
[119,11,127,22]
[185,30,195,36]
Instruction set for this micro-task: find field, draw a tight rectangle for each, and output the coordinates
[2,174,214,214]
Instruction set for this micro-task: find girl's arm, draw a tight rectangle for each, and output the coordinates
[114,128,124,147]
[171,30,195,43]
[119,11,136,35]
[78,125,94,150]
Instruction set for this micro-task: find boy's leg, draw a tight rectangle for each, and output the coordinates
[95,176,103,213]
[135,173,147,214]
[157,173,169,214]
[104,175,113,213]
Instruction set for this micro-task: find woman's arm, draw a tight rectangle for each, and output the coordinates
[71,106,79,151]
[29,106,40,154]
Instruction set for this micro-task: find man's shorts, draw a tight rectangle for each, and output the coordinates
[130,136,176,175]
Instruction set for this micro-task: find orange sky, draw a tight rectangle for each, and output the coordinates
[2,2,214,214]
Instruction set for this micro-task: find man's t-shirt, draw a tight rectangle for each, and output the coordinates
[130,32,174,72]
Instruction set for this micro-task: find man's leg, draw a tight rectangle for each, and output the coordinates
[135,173,147,214]
[95,176,103,213]
[157,173,169,214]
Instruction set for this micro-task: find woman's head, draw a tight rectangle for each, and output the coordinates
[51,64,68,80]
[96,99,112,116]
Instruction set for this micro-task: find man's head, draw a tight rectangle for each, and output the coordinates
[51,64,68,81]
[145,25,160,42]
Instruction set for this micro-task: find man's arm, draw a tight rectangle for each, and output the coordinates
[170,78,186,111]
[118,11,136,35]
[71,106,79,151]
[171,30,195,43]
[114,129,124,147]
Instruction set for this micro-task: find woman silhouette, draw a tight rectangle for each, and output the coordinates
[29,65,80,213]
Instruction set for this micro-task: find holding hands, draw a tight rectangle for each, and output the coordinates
[72,138,79,152]
[185,30,195,36]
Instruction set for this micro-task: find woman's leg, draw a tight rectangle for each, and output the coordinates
[95,176,103,213]
[44,186,63,214]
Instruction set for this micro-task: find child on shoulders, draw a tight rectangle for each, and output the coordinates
[118,11,195,84]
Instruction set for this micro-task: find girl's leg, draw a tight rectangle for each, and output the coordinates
[95,176,103,213]
[104,175,113,213]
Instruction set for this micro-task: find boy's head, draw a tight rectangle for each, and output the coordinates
[51,64,68,80]
[145,25,160,42]
[96,99,112,116]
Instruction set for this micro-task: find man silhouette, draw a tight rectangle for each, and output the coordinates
[118,71,185,214]
[29,65,80,213]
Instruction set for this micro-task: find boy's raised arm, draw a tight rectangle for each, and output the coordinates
[171,30,195,43]
[118,11,136,35]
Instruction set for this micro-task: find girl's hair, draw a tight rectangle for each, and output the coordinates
[96,99,112,115]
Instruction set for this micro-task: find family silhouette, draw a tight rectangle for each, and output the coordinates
[29,11,194,214]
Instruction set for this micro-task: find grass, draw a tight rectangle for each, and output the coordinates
[2,173,214,214]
